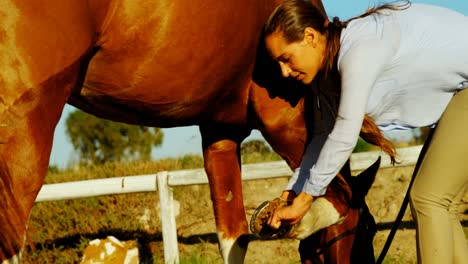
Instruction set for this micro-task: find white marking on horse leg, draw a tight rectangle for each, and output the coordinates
[225,191,233,202]
[1,232,26,264]
[293,198,343,240]
[1,255,20,264]
[217,233,246,264]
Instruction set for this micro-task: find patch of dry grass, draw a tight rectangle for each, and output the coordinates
[25,154,205,263]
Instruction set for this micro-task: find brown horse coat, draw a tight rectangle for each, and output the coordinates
[0,0,369,263]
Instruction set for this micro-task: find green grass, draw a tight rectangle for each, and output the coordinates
[179,241,222,264]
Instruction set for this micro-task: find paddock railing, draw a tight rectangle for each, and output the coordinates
[35,145,422,264]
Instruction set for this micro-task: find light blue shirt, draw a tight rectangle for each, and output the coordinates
[287,3,468,196]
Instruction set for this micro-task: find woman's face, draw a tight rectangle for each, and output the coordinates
[265,28,326,85]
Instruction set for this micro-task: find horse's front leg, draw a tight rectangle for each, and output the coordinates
[200,125,249,263]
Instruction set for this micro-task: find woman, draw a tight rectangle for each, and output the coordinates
[263,0,468,263]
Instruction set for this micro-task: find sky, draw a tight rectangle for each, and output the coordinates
[49,0,468,168]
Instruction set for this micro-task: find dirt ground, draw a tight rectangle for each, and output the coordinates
[172,165,468,263]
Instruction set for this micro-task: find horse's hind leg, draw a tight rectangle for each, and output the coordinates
[0,2,97,260]
[0,59,88,262]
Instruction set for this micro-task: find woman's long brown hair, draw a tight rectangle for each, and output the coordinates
[361,115,397,165]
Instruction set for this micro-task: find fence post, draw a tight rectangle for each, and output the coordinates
[157,171,179,264]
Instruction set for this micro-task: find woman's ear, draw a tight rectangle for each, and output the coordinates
[303,27,317,48]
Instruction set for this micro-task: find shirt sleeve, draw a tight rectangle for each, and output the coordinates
[284,133,329,194]
[301,34,397,196]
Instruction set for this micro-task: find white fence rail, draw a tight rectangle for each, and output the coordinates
[35,145,422,263]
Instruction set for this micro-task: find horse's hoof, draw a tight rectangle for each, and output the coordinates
[249,198,292,239]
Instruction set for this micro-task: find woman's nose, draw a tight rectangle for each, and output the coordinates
[279,62,291,78]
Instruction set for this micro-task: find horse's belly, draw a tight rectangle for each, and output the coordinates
[79,55,238,126]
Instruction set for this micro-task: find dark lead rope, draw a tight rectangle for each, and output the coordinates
[375,128,435,264]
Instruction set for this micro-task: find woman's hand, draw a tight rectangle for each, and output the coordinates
[268,192,314,230]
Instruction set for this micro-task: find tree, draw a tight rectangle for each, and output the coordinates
[241,140,273,155]
[353,137,374,153]
[240,139,281,164]
[65,110,163,164]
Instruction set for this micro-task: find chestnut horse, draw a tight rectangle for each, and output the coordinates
[0,0,377,263]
